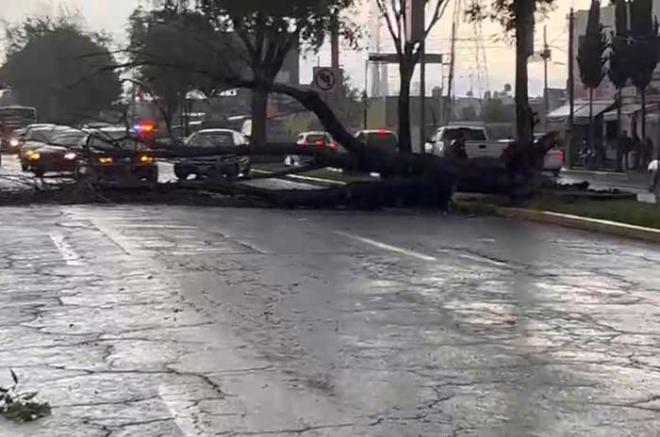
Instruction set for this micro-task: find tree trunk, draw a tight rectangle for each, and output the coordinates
[641,87,647,150]
[398,61,414,154]
[616,88,622,137]
[514,0,534,144]
[588,87,594,152]
[251,87,269,146]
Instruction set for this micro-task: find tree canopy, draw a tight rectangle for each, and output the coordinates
[194,0,359,145]
[128,1,242,131]
[0,16,122,124]
[375,0,450,153]
[578,1,606,90]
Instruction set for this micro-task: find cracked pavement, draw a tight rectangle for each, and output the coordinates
[1,203,660,436]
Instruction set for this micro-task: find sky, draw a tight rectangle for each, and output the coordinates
[0,0,592,97]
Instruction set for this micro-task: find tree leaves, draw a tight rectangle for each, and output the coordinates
[0,16,122,124]
[578,1,607,89]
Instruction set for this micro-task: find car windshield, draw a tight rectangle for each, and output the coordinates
[25,129,56,142]
[366,132,398,150]
[50,132,87,147]
[305,134,328,144]
[191,132,234,147]
[88,129,142,150]
[442,128,487,141]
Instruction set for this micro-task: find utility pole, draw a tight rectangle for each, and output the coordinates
[419,4,426,153]
[447,20,457,123]
[541,25,551,132]
[567,8,576,168]
[331,12,340,69]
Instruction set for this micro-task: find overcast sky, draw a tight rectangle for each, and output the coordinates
[1,0,591,97]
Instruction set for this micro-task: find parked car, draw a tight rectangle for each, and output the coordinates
[536,133,564,176]
[174,129,250,180]
[24,130,88,177]
[76,127,158,186]
[355,129,399,154]
[285,131,342,167]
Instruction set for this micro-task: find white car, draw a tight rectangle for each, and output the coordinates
[285,131,341,167]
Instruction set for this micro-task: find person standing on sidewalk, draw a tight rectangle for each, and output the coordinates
[616,131,631,171]
[631,134,642,170]
[643,137,654,169]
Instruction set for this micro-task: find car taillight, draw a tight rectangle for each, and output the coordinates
[98,156,113,165]
[377,129,391,136]
[558,149,565,162]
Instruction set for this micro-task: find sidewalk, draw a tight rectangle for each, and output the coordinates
[559,167,651,194]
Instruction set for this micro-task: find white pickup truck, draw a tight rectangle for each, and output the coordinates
[428,125,564,175]
[429,125,507,159]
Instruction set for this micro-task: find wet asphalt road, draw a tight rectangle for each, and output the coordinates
[1,204,660,436]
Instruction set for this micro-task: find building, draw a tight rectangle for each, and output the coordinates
[550,0,660,162]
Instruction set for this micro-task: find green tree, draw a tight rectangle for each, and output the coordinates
[481,98,515,123]
[607,0,630,140]
[578,0,607,151]
[195,0,358,146]
[375,0,449,153]
[628,0,659,152]
[467,0,556,144]
[128,1,235,135]
[0,16,121,124]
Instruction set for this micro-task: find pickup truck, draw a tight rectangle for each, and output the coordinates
[429,126,564,175]
[429,125,507,160]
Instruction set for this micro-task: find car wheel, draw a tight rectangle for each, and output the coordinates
[174,168,190,181]
[242,165,251,178]
[552,169,560,177]
[33,168,44,178]
[21,162,28,172]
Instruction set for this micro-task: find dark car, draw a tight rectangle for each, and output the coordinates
[24,130,88,177]
[77,127,158,186]
[20,125,75,171]
[174,129,250,180]
[355,129,399,154]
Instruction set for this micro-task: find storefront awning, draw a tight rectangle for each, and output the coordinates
[602,103,660,121]
[573,101,615,124]
[547,102,587,123]
[603,104,642,121]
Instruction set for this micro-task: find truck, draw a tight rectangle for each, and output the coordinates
[428,125,564,175]
[428,124,507,160]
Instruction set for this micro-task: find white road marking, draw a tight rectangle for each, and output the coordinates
[49,232,83,266]
[335,231,437,262]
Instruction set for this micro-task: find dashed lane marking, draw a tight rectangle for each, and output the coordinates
[49,232,84,266]
[334,231,437,262]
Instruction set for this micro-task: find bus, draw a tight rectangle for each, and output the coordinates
[0,105,37,149]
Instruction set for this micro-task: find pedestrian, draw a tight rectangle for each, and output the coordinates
[643,137,654,168]
[617,131,631,171]
[631,134,642,170]
[447,130,468,162]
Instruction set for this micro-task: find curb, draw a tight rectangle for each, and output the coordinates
[497,206,660,244]
[252,168,348,186]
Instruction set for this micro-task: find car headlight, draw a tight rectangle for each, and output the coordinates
[139,154,155,164]
[27,150,40,160]
[98,156,113,165]
[64,152,77,160]
[9,138,19,147]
